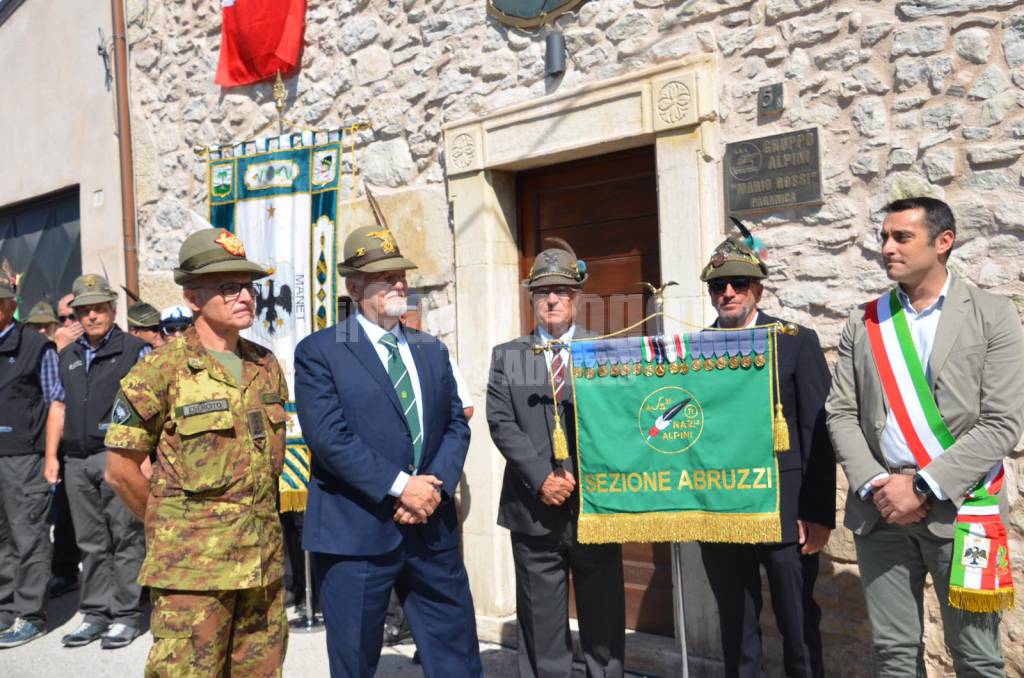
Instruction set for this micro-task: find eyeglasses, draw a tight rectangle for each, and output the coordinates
[162,325,189,337]
[58,314,77,323]
[193,282,261,300]
[533,287,576,300]
[707,277,752,295]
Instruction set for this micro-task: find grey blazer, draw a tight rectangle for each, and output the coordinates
[826,274,1024,538]
[486,328,592,537]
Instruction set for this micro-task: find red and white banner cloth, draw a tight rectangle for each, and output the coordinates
[865,290,1013,612]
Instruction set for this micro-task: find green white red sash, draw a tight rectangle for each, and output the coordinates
[865,290,1014,612]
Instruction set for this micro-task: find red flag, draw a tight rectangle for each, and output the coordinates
[215,0,306,87]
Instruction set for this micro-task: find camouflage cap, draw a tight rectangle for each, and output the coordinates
[173,228,269,286]
[0,276,14,300]
[522,243,587,290]
[700,236,769,282]
[70,274,118,307]
[25,301,57,324]
[337,225,417,276]
[127,301,161,328]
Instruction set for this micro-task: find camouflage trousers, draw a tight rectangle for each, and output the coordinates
[146,579,287,678]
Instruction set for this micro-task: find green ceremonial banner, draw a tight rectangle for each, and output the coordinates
[570,328,783,544]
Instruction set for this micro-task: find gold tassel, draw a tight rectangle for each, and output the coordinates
[773,404,790,452]
[278,489,308,513]
[949,586,1015,613]
[552,413,569,461]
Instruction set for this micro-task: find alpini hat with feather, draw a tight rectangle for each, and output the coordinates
[522,237,588,289]
[127,301,161,328]
[700,216,769,282]
[70,274,119,307]
[337,187,418,276]
[174,212,269,286]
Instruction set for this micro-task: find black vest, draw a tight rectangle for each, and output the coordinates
[59,326,147,457]
[0,323,52,456]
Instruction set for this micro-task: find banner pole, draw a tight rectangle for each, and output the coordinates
[646,281,688,677]
[671,544,689,678]
[289,549,324,633]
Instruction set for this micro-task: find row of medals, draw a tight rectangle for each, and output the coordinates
[573,353,767,379]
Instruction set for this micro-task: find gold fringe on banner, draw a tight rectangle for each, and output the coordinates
[949,586,1015,613]
[578,511,782,545]
[279,443,310,513]
[279,488,308,512]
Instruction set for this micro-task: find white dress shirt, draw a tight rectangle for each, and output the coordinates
[536,324,576,372]
[355,312,424,497]
[861,272,951,500]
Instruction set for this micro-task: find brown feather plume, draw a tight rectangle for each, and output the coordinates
[120,285,142,303]
[542,236,577,259]
[364,186,390,231]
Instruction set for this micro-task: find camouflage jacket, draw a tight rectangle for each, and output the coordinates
[104,327,289,590]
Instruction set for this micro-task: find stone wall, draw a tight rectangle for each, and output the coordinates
[126,1,1024,674]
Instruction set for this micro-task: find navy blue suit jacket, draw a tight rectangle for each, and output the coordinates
[295,315,469,556]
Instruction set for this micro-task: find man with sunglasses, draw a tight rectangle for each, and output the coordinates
[697,235,834,678]
[159,304,194,339]
[44,274,151,649]
[43,294,83,602]
[105,227,290,677]
[54,293,84,352]
[487,241,625,678]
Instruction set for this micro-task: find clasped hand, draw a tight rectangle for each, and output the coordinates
[539,468,576,506]
[394,474,443,525]
[872,474,928,525]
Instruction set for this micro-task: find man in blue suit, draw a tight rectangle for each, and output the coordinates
[295,218,481,678]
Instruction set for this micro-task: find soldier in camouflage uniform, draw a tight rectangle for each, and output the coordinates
[104,228,289,677]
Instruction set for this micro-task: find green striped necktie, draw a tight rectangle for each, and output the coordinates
[379,332,423,468]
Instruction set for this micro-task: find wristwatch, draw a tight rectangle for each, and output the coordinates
[912,472,934,499]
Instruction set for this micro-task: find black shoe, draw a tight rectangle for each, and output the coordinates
[383,623,412,646]
[412,649,421,664]
[61,621,108,647]
[49,575,80,598]
[100,623,139,649]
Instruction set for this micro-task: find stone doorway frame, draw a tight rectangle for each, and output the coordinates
[442,55,724,673]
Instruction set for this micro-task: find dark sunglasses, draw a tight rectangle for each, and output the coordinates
[192,282,261,300]
[707,277,752,295]
[58,314,77,323]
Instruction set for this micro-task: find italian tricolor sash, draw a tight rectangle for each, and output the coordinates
[865,290,1014,612]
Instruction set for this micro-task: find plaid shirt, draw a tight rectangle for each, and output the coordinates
[49,330,152,403]
[0,323,60,406]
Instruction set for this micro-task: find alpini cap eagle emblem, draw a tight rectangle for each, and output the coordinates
[215,231,246,257]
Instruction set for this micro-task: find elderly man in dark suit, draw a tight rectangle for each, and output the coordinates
[487,241,625,678]
[295,220,481,678]
[697,234,835,678]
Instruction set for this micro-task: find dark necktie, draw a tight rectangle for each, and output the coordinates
[551,350,566,402]
[379,333,423,468]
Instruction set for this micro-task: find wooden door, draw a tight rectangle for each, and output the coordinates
[516,146,674,637]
